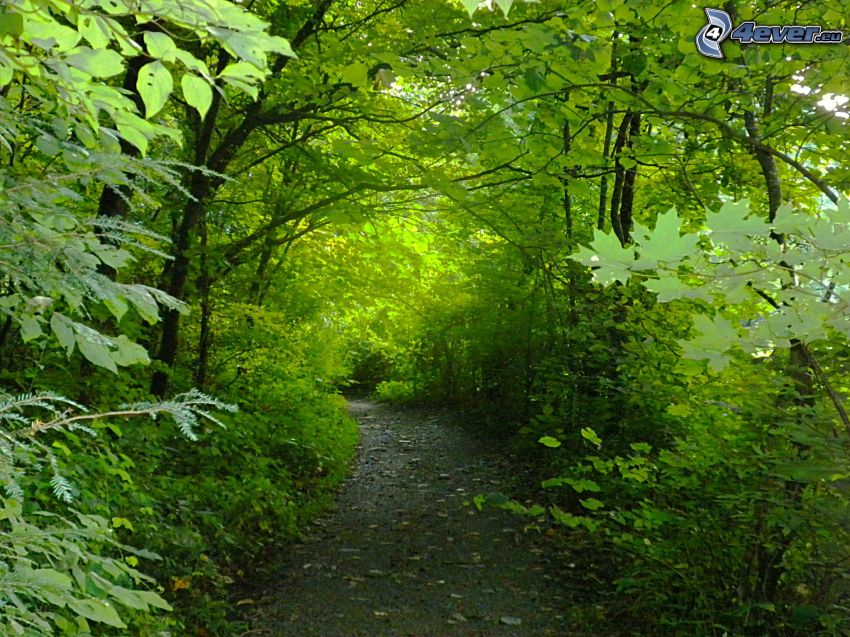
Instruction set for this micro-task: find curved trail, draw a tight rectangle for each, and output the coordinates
[246,401,580,637]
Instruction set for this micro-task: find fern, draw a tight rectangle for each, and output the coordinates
[0,390,235,502]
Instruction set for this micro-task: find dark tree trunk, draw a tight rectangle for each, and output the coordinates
[618,112,641,243]
[151,189,208,396]
[150,1,335,396]
[742,102,815,630]
[195,212,211,389]
[597,100,615,232]
[609,112,634,245]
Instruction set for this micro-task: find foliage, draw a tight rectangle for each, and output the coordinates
[374,380,417,404]
[0,0,353,633]
[0,499,172,636]
[547,197,850,632]
[573,199,850,378]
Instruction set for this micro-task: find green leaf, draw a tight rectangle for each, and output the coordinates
[113,335,150,367]
[681,314,738,371]
[175,49,211,79]
[580,427,602,447]
[50,312,76,355]
[136,590,172,611]
[772,202,804,236]
[19,314,42,342]
[95,246,132,269]
[103,296,128,321]
[107,584,146,610]
[181,74,213,119]
[341,62,369,87]
[64,47,124,77]
[706,199,770,250]
[643,276,691,302]
[32,568,73,589]
[219,61,266,81]
[144,31,177,62]
[23,16,81,50]
[124,286,162,324]
[637,208,699,266]
[76,334,118,373]
[114,111,155,155]
[0,60,13,87]
[137,61,173,118]
[67,598,125,628]
[483,492,509,507]
[541,477,600,493]
[572,229,636,285]
[580,497,604,511]
[0,12,24,36]
[494,0,513,16]
[461,0,480,16]
[78,15,110,48]
[538,435,561,448]
[209,28,268,67]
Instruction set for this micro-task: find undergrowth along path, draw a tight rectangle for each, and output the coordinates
[246,401,582,637]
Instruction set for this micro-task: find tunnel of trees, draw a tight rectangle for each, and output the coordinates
[1,0,849,635]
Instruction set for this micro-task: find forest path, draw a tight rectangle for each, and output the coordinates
[244,401,585,637]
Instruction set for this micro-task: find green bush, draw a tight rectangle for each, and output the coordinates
[374,380,417,404]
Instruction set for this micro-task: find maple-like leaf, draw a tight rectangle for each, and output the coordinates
[636,208,699,267]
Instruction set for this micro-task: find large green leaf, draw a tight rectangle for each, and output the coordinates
[64,47,123,77]
[67,598,125,628]
[572,229,636,285]
[144,31,177,62]
[181,74,212,119]
[50,312,76,355]
[137,61,173,118]
[637,208,699,266]
[706,200,770,250]
[75,334,118,373]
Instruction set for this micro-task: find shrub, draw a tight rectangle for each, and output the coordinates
[374,380,417,404]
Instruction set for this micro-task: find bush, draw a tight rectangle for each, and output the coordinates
[374,380,417,404]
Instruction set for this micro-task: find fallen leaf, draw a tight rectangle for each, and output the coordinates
[501,616,522,626]
[171,576,191,592]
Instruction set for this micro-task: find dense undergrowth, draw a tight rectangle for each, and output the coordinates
[372,243,850,636]
[4,296,359,635]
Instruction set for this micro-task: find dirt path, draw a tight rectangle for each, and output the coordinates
[244,401,578,637]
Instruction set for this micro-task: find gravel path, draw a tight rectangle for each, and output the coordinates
[244,401,578,637]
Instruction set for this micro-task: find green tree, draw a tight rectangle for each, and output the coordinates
[0,0,290,632]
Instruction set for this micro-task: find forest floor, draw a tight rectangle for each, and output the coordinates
[240,400,602,637]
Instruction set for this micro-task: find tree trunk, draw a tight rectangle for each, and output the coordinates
[195,212,211,389]
[149,2,334,396]
[743,104,814,631]
[609,112,634,245]
[618,112,641,243]
[151,180,209,395]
